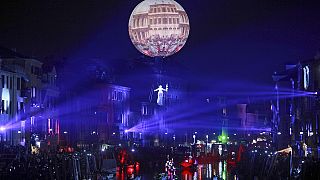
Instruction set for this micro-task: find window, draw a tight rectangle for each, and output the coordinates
[1,75,4,88]
[162,7,166,12]
[222,108,227,116]
[6,101,8,114]
[118,92,123,101]
[158,18,161,24]
[10,77,12,89]
[112,91,116,100]
[169,18,172,24]
[9,101,12,114]
[142,105,147,115]
[163,18,167,24]
[17,78,21,90]
[303,66,310,90]
[32,87,36,98]
[1,100,4,114]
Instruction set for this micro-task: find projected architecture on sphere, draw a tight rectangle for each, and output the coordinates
[129,0,190,57]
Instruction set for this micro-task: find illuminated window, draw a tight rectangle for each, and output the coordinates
[1,100,4,114]
[222,108,227,116]
[32,87,36,98]
[142,105,147,115]
[303,66,310,90]
[5,100,8,114]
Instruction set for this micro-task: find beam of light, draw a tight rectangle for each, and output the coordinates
[126,86,314,134]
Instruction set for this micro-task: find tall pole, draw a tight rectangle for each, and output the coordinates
[290,78,295,146]
[275,83,279,149]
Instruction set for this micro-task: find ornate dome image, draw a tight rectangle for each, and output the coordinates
[129,0,190,57]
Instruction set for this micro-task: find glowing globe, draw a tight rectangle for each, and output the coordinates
[129,0,190,57]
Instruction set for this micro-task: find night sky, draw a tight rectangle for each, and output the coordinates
[1,0,320,88]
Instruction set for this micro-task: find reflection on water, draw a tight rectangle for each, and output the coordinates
[181,161,238,180]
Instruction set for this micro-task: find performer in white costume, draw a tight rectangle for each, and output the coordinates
[154,84,168,106]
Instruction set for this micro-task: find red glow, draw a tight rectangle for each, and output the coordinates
[127,165,134,175]
[118,149,127,165]
[135,162,140,173]
[237,144,245,162]
[181,168,192,180]
[116,168,125,180]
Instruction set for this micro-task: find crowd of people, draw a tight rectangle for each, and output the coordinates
[0,143,85,180]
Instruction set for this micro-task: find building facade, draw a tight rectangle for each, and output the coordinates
[272,55,320,158]
[0,47,60,147]
[60,63,131,148]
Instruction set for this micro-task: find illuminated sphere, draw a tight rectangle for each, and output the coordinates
[129,0,190,57]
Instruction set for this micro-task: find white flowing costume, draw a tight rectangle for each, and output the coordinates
[154,84,168,106]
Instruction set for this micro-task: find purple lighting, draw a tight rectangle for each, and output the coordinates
[0,126,6,131]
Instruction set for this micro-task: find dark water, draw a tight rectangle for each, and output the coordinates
[117,161,238,180]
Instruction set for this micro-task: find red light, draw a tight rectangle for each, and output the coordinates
[135,162,140,173]
[127,165,134,175]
